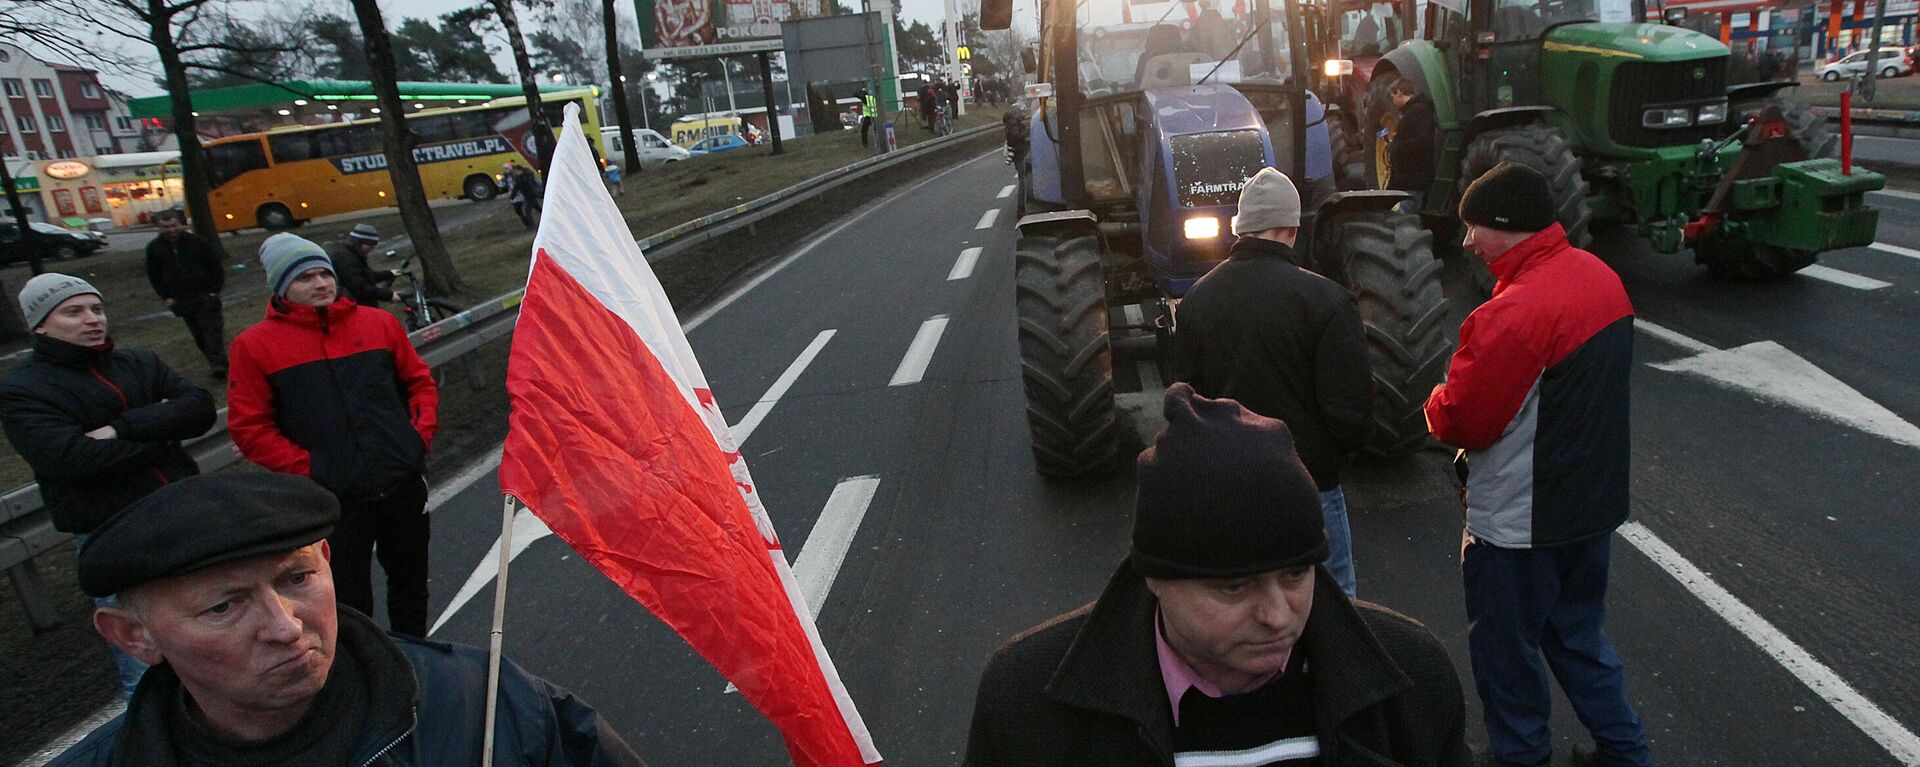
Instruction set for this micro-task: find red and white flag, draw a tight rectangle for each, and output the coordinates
[499,104,880,766]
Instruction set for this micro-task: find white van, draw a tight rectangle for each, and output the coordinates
[600,127,691,170]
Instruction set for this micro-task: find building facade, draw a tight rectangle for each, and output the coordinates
[0,42,127,161]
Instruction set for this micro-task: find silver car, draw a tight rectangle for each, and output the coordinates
[600,127,691,170]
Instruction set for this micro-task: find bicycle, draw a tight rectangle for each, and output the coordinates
[934,103,953,136]
[382,250,474,388]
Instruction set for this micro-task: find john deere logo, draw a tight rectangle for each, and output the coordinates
[1693,67,1706,80]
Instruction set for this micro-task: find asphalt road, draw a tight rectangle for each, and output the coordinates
[401,151,1918,765]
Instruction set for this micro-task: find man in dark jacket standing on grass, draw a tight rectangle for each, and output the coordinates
[1426,162,1649,767]
[228,233,439,638]
[326,223,402,308]
[965,385,1469,767]
[0,272,216,699]
[1171,167,1373,597]
[49,473,645,767]
[143,209,228,379]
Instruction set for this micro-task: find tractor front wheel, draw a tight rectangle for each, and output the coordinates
[1694,233,1817,280]
[1732,98,1839,160]
[1014,228,1120,477]
[1319,209,1454,457]
[1327,110,1369,191]
[1459,124,1593,303]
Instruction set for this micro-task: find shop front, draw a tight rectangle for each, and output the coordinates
[27,151,184,230]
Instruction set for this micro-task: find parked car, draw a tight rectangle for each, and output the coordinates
[1817,49,1911,81]
[599,127,691,170]
[0,221,109,264]
[687,134,750,156]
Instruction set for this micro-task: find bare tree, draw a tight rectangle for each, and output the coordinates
[42,0,308,258]
[491,0,559,171]
[345,0,464,295]
[603,0,640,171]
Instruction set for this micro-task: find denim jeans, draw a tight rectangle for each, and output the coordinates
[73,534,149,700]
[1463,534,1651,767]
[1319,487,1357,598]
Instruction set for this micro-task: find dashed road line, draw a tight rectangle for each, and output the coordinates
[1619,522,1920,765]
[1869,241,1920,261]
[1634,319,1717,356]
[948,247,983,281]
[889,315,951,386]
[791,476,883,618]
[997,184,1015,199]
[975,209,1000,229]
[730,329,836,447]
[1800,265,1891,291]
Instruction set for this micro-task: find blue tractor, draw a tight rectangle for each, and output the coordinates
[983,0,1454,477]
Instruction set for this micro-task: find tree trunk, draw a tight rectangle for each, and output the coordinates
[150,0,227,264]
[758,51,783,155]
[494,0,557,173]
[349,0,465,295]
[0,159,33,339]
[603,0,641,172]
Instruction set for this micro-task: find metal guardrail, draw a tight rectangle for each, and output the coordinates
[0,124,998,631]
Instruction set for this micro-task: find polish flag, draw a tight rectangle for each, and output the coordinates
[498,104,880,765]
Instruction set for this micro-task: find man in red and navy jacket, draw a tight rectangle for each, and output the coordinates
[228,233,439,637]
[1424,162,1651,767]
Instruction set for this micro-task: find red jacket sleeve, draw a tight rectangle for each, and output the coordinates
[226,332,312,475]
[389,315,439,448]
[1424,299,1550,451]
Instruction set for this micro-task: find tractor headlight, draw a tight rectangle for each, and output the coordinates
[1323,59,1355,78]
[1184,216,1221,240]
[1641,107,1693,128]
[1696,101,1729,125]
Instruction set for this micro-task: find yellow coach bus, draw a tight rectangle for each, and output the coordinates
[199,88,601,232]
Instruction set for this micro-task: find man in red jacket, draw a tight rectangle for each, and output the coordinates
[1425,162,1650,767]
[228,233,439,637]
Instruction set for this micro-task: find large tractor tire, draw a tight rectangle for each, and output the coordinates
[1327,110,1369,191]
[1320,209,1454,457]
[1014,229,1120,477]
[1732,98,1838,160]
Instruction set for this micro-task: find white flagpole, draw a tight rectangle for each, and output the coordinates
[482,494,520,767]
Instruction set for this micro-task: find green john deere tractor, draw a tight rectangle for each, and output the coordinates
[1354,0,1881,286]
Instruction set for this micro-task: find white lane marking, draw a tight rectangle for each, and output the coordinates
[1619,522,1920,765]
[683,150,998,331]
[19,700,128,767]
[1123,304,1144,326]
[730,329,836,447]
[889,315,951,386]
[1869,241,1920,261]
[948,247,983,281]
[431,331,839,634]
[791,476,883,619]
[975,209,1000,229]
[428,443,505,510]
[1651,340,1920,449]
[1138,361,1164,394]
[1800,265,1892,291]
[1870,188,1920,203]
[1633,319,1717,356]
[727,475,883,694]
[997,184,1015,199]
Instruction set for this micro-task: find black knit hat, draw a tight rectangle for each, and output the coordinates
[1130,384,1328,579]
[1459,161,1556,233]
[78,474,340,597]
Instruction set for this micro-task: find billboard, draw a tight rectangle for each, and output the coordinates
[637,0,826,60]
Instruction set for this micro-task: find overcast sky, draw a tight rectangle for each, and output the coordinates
[61,0,1020,98]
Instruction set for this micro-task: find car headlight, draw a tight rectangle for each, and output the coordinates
[1696,101,1728,125]
[1642,107,1692,128]
[1184,216,1221,240]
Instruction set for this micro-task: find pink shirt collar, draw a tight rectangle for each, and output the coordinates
[1154,611,1287,726]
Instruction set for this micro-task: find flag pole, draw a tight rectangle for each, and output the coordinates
[482,494,520,767]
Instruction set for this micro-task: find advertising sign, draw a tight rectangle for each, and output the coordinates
[637,0,825,59]
[45,161,91,180]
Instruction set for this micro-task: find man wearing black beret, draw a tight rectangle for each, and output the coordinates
[964,384,1469,766]
[1427,161,1650,767]
[48,473,645,767]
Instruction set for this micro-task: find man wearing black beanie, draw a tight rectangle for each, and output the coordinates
[1428,161,1650,767]
[965,384,1469,766]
